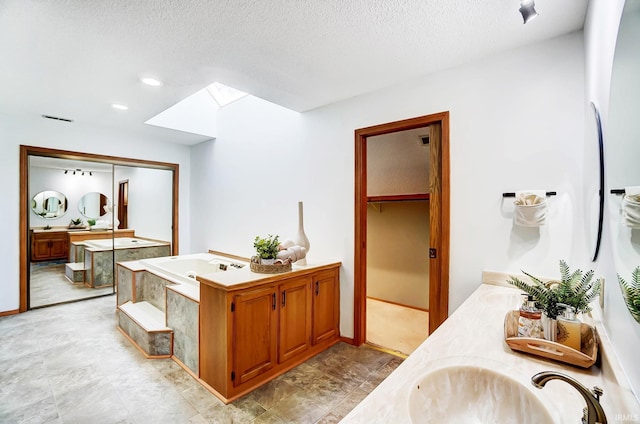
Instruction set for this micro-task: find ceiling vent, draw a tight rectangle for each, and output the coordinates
[42,114,73,123]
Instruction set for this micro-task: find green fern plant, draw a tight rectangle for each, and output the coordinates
[507,260,600,319]
[618,267,640,324]
[554,260,600,314]
[507,271,560,318]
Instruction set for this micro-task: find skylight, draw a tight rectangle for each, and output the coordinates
[206,82,248,107]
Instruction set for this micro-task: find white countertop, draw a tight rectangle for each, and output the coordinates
[197,260,341,291]
[341,276,640,423]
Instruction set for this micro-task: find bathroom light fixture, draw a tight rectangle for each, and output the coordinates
[112,103,128,110]
[141,77,162,87]
[519,0,539,24]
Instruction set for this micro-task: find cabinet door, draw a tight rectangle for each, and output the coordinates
[278,276,312,364]
[312,270,340,345]
[232,286,278,386]
[48,235,68,260]
[31,235,52,261]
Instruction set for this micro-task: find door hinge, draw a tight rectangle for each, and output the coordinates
[231,371,235,381]
[429,248,437,259]
[230,302,235,312]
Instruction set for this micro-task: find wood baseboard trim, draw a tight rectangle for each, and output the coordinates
[0,309,20,317]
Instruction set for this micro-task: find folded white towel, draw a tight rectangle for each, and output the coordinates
[513,190,548,227]
[515,190,547,200]
[622,194,640,228]
[276,245,307,263]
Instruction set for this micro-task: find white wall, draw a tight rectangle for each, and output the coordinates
[584,0,640,399]
[113,166,174,243]
[0,114,192,312]
[367,201,430,309]
[190,32,586,342]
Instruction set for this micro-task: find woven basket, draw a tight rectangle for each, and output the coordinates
[250,261,292,274]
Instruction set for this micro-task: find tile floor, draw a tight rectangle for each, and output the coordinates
[366,298,429,356]
[30,261,113,308]
[0,295,402,424]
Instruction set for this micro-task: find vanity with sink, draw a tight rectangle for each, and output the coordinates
[341,272,640,423]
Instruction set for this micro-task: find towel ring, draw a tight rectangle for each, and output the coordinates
[502,191,557,198]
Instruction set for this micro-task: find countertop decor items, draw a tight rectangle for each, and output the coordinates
[504,310,598,368]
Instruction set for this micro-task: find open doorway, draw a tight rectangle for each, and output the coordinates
[354,112,450,349]
[365,127,431,355]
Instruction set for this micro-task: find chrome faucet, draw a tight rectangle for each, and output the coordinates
[531,371,607,424]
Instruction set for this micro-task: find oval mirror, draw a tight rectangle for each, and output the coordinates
[586,102,605,262]
[78,192,109,219]
[607,0,640,280]
[31,190,68,219]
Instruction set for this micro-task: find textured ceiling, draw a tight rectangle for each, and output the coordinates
[0,0,588,145]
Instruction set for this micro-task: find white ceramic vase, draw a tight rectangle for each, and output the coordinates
[293,201,310,265]
[542,313,557,342]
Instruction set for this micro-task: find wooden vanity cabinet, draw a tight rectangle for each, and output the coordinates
[232,285,278,385]
[199,263,340,403]
[312,269,340,344]
[30,230,69,262]
[278,276,313,364]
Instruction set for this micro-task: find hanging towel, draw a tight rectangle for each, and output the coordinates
[622,189,640,228]
[513,190,548,227]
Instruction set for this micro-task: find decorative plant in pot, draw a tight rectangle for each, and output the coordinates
[253,234,280,265]
[507,260,601,341]
[69,218,84,229]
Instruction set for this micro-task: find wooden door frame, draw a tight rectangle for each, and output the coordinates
[19,145,180,312]
[118,179,129,229]
[353,112,450,345]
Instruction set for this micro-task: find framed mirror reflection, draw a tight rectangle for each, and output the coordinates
[20,146,179,311]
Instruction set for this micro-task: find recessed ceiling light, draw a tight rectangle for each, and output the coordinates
[141,77,162,87]
[112,103,128,110]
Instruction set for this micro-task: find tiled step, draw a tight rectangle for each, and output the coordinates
[64,262,86,283]
[117,301,173,358]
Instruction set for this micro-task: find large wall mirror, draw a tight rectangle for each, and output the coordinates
[607,0,640,317]
[20,146,179,311]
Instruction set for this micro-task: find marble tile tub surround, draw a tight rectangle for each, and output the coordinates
[342,274,640,423]
[0,295,401,424]
[85,244,171,287]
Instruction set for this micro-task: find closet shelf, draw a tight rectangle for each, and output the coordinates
[367,193,430,203]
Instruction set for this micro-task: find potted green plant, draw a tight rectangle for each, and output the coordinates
[508,260,601,340]
[253,234,280,265]
[69,218,84,229]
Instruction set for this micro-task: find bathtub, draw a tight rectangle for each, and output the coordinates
[140,253,247,285]
[84,237,161,249]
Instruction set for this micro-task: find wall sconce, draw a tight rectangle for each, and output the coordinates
[519,0,539,24]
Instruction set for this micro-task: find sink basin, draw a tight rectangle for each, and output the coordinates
[407,360,558,423]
